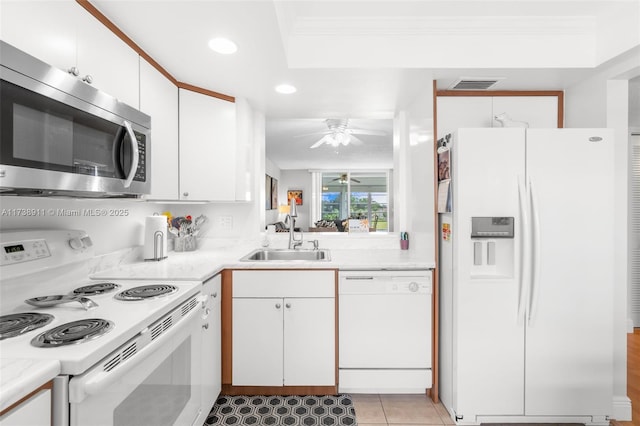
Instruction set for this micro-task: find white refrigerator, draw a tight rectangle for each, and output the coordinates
[439,128,614,425]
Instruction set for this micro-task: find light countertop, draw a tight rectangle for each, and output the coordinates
[91,241,435,282]
[0,358,60,413]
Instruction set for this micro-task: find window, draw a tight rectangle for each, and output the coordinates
[318,171,390,231]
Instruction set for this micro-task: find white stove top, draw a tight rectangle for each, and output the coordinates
[0,230,202,375]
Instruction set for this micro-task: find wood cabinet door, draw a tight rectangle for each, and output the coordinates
[232,298,283,386]
[283,297,335,386]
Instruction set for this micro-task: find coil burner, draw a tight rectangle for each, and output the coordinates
[31,318,114,348]
[73,282,121,296]
[114,284,178,301]
[0,312,54,340]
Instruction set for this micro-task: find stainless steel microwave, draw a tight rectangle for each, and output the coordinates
[0,41,150,197]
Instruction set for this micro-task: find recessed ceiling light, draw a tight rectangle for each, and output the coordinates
[275,84,297,94]
[208,37,237,54]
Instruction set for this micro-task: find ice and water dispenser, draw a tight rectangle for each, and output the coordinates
[470,217,514,278]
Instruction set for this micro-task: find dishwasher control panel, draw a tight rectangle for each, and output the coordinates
[339,270,432,295]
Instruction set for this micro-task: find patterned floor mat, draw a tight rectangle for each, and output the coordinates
[204,394,357,426]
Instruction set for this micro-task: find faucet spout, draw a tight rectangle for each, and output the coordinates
[287,197,303,249]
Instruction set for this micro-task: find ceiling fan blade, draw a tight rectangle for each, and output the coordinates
[349,135,364,145]
[350,178,361,183]
[310,135,334,149]
[309,138,326,149]
[294,130,331,138]
[347,129,387,136]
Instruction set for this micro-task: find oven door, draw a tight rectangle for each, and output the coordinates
[68,299,203,426]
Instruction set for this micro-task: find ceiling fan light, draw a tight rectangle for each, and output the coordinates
[335,132,350,146]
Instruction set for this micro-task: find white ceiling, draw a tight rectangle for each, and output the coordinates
[92,0,640,169]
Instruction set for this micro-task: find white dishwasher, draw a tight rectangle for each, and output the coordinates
[339,270,432,393]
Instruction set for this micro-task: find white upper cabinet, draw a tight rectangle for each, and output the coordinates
[437,97,494,133]
[140,59,179,200]
[437,95,560,138]
[1,0,140,108]
[1,1,77,74]
[492,96,558,128]
[179,89,238,201]
[74,7,140,108]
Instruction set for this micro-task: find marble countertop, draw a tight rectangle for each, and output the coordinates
[0,359,60,413]
[91,240,435,282]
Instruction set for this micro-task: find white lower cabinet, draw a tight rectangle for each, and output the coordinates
[201,275,222,411]
[231,270,335,387]
[0,387,51,426]
[283,297,335,386]
[233,298,284,386]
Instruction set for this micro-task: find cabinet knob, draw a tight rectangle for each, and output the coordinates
[82,74,93,84]
[68,66,79,76]
[183,192,189,197]
[285,303,291,309]
[275,303,281,309]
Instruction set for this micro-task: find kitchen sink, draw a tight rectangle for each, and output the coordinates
[240,248,331,262]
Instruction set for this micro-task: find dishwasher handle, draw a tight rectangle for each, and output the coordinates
[344,276,374,280]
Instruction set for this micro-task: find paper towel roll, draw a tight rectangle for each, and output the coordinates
[144,216,168,261]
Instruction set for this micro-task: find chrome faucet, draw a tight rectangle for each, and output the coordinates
[286,197,303,249]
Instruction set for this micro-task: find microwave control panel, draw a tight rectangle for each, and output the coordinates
[134,134,146,182]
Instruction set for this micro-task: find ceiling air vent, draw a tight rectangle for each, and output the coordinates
[449,77,504,90]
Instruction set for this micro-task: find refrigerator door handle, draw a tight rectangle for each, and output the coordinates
[528,177,542,326]
[517,176,530,325]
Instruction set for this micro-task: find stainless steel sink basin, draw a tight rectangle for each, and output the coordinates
[240,249,331,262]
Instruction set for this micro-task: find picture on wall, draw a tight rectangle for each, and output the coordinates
[271,177,278,210]
[287,190,303,206]
[265,175,272,210]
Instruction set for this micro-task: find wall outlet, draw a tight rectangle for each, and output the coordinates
[217,216,233,230]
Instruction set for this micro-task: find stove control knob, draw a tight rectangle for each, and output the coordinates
[69,237,84,250]
[408,282,420,292]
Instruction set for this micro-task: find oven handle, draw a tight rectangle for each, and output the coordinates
[69,299,200,403]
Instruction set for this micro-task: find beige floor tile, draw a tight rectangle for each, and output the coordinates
[433,402,455,425]
[380,394,443,425]
[352,394,387,424]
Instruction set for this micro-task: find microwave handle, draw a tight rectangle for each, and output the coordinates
[122,120,139,188]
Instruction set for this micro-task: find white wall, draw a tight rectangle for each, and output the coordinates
[279,170,313,231]
[265,157,281,227]
[564,44,640,421]
[394,78,435,255]
[0,197,160,255]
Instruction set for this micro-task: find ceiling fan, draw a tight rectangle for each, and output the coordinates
[295,119,387,149]
[332,174,360,184]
